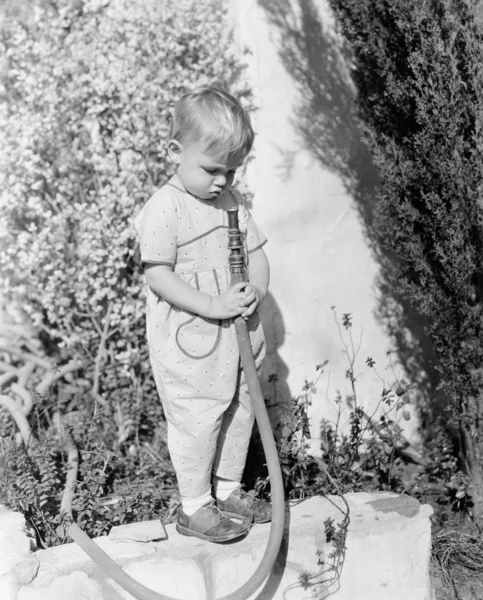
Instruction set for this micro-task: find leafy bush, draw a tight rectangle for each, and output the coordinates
[0,0,245,364]
[0,0,249,546]
[0,377,176,547]
[258,311,415,502]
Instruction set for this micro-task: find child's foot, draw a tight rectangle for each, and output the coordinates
[217,488,272,524]
[176,501,249,543]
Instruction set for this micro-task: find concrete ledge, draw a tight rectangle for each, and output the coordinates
[0,492,433,600]
[0,506,39,600]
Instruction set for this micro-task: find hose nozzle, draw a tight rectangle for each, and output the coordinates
[227,208,245,278]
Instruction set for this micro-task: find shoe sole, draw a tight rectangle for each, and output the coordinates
[176,523,248,543]
[219,510,272,524]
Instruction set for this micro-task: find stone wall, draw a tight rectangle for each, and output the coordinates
[1,493,434,600]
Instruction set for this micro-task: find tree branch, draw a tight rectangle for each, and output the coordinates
[36,359,83,396]
[92,303,113,407]
[0,394,33,449]
[53,412,79,520]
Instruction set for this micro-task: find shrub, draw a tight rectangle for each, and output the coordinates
[261,311,414,501]
[328,0,483,522]
[0,0,246,365]
[0,380,177,547]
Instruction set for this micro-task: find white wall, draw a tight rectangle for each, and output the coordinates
[228,0,417,453]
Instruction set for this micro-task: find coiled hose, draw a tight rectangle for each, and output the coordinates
[67,207,285,600]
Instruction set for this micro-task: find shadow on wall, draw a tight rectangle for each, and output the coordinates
[244,291,292,489]
[259,292,292,420]
[256,0,446,435]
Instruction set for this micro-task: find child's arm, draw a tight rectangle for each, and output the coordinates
[144,264,247,320]
[240,248,270,319]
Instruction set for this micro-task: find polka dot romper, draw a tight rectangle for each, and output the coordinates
[135,179,267,499]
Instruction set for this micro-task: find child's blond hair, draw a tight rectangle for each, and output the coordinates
[170,87,254,160]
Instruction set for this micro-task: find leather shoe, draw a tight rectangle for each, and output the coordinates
[176,501,249,543]
[217,487,272,524]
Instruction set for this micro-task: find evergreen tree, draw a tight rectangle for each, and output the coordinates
[328,0,483,520]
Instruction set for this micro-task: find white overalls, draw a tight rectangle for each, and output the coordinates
[135,181,266,499]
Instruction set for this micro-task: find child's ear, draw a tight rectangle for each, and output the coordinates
[168,139,183,164]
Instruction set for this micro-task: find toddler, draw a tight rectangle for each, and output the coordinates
[135,87,271,543]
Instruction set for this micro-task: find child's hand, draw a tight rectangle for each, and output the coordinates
[207,282,247,319]
[240,284,264,319]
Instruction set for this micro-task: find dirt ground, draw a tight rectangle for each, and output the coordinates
[431,559,483,600]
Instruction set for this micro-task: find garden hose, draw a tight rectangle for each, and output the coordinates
[66,207,285,600]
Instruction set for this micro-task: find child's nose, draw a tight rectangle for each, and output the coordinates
[214,174,226,187]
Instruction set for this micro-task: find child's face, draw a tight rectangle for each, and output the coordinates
[172,139,246,200]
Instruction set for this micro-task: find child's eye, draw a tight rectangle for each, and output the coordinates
[203,168,216,174]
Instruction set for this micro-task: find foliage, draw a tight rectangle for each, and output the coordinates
[250,310,477,597]
[0,363,177,547]
[326,0,483,520]
[0,0,247,391]
[254,312,417,598]
[0,0,249,547]
[406,427,475,527]
[264,311,479,598]
[260,311,415,502]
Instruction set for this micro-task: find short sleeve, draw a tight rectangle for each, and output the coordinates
[134,188,178,267]
[231,189,267,254]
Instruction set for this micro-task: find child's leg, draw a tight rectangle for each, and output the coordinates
[211,366,255,490]
[165,395,231,513]
[168,421,212,515]
[166,396,252,541]
[211,366,272,524]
